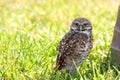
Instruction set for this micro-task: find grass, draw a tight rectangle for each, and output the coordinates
[0,0,120,80]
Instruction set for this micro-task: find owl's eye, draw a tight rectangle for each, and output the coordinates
[83,23,88,26]
[74,22,79,26]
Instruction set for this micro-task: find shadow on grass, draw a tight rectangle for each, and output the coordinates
[49,69,80,80]
[50,49,120,80]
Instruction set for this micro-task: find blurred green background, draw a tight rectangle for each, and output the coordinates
[0,0,120,80]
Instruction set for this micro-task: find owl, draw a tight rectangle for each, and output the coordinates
[55,18,93,72]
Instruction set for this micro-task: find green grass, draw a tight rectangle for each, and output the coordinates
[0,0,120,80]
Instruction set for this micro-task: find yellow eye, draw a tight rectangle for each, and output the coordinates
[83,23,88,26]
[74,22,79,27]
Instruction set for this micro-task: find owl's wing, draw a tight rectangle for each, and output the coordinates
[57,31,75,51]
[55,31,88,70]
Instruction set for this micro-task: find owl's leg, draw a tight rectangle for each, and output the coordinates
[66,67,80,79]
[66,67,78,76]
[68,68,77,73]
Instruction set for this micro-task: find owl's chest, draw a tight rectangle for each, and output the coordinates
[73,40,91,65]
[76,39,92,53]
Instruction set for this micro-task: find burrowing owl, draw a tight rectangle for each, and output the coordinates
[55,18,93,72]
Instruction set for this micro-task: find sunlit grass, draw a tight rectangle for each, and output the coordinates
[0,0,120,79]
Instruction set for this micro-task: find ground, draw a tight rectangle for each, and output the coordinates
[0,0,120,80]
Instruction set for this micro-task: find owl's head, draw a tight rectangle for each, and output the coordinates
[70,18,92,33]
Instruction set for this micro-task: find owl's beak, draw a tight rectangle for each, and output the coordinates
[80,27,83,31]
[79,24,84,31]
